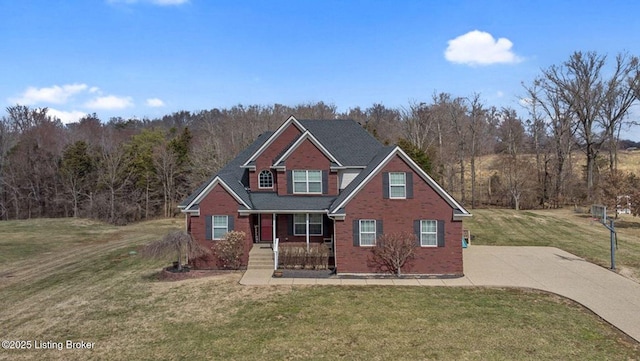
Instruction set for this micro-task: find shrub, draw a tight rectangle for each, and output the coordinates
[370,232,417,276]
[142,230,211,271]
[279,243,329,269]
[215,231,246,269]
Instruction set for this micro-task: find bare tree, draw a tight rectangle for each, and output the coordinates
[524,76,577,206]
[364,103,402,144]
[154,144,178,218]
[370,232,417,276]
[447,97,470,204]
[60,141,95,217]
[497,109,531,210]
[402,101,437,153]
[98,144,132,224]
[599,53,640,174]
[292,101,338,119]
[466,94,494,209]
[536,51,640,202]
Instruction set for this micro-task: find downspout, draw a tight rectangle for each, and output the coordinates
[184,213,189,266]
[329,213,337,273]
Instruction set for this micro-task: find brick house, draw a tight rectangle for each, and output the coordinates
[179,116,471,275]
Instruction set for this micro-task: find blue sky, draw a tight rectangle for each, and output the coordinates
[2,0,640,139]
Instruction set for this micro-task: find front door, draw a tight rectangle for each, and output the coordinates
[260,214,273,242]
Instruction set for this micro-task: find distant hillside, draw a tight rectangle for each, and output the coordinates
[620,139,640,150]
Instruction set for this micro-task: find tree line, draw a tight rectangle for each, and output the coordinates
[1,51,639,224]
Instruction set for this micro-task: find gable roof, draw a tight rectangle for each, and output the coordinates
[298,119,384,166]
[179,130,274,211]
[329,146,396,212]
[180,116,469,219]
[242,115,305,168]
[242,116,385,168]
[329,146,471,218]
[272,130,342,168]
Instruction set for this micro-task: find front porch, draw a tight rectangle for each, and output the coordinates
[250,213,334,254]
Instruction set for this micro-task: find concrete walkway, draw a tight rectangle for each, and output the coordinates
[240,245,640,343]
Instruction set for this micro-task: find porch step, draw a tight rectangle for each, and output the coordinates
[248,259,273,267]
[247,244,274,270]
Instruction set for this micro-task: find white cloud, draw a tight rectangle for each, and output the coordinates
[106,0,189,5]
[48,108,87,125]
[85,95,134,110]
[519,97,533,107]
[151,0,189,5]
[146,98,165,107]
[445,30,522,66]
[496,91,504,98]
[9,83,88,105]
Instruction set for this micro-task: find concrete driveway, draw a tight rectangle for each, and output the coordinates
[241,245,640,342]
[463,246,640,343]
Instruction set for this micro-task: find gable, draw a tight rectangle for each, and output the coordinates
[182,177,250,214]
[198,183,247,215]
[273,131,341,168]
[242,115,304,168]
[280,136,336,169]
[345,156,452,218]
[330,146,470,219]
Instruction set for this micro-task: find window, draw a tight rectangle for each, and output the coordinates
[359,219,377,246]
[212,215,229,240]
[259,170,273,188]
[294,214,323,236]
[420,220,437,246]
[293,170,322,194]
[389,172,406,198]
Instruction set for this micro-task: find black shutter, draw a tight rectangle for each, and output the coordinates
[406,172,413,199]
[205,215,212,240]
[323,215,331,237]
[287,170,293,194]
[227,216,234,231]
[287,215,294,235]
[414,220,421,246]
[437,220,445,247]
[382,172,389,199]
[322,170,328,194]
[376,219,383,238]
[353,219,360,246]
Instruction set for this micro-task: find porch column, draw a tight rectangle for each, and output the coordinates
[272,213,276,243]
[305,213,310,252]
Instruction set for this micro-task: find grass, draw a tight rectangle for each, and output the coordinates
[1,215,639,360]
[465,208,640,281]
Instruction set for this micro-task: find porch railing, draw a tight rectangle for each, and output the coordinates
[273,237,279,270]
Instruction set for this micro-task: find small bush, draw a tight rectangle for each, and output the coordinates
[142,230,211,271]
[215,231,246,269]
[370,232,417,276]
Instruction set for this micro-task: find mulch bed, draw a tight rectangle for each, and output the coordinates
[157,267,238,281]
[273,269,464,279]
[275,269,335,278]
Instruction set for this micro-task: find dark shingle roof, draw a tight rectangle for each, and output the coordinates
[179,131,274,209]
[330,146,396,212]
[249,193,336,211]
[298,119,384,166]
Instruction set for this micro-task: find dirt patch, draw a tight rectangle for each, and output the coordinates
[618,266,640,283]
